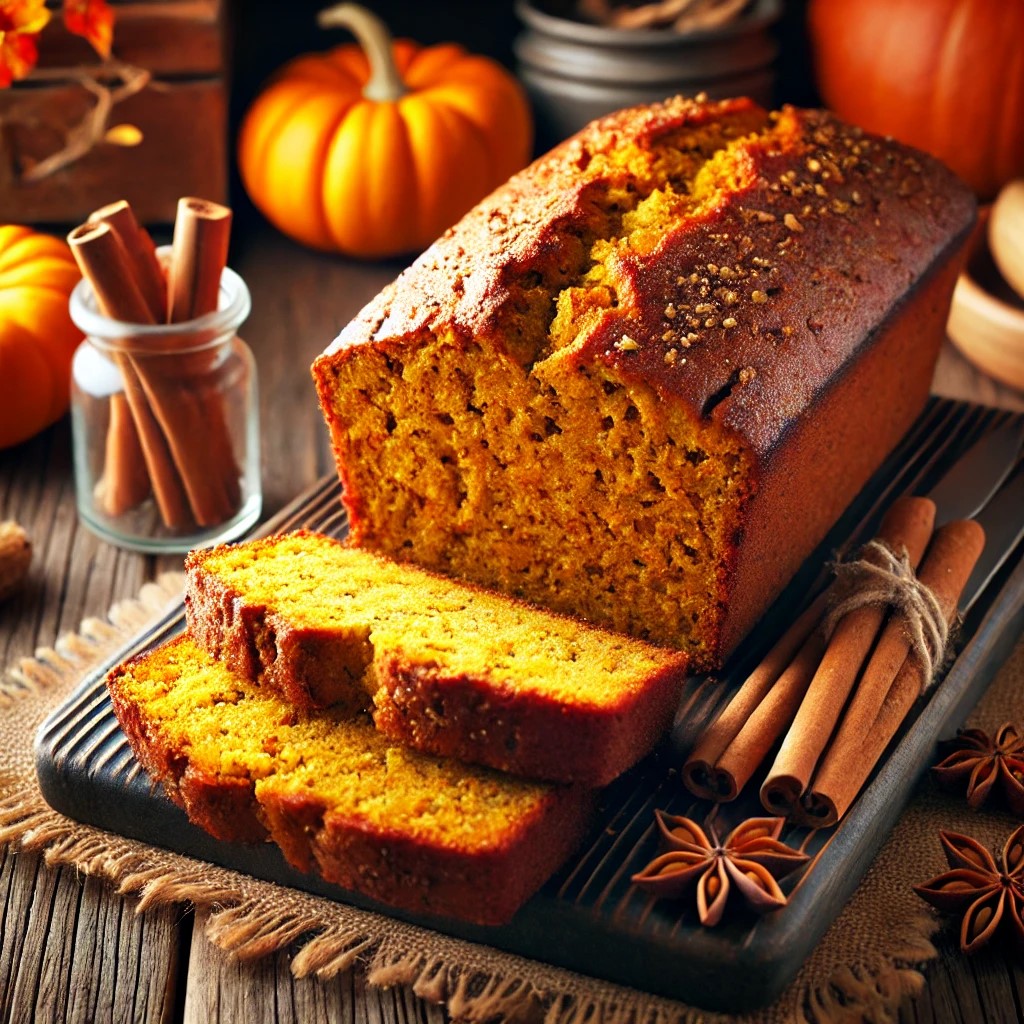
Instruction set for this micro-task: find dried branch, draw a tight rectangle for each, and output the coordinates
[1,61,153,183]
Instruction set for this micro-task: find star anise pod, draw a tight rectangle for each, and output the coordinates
[913,827,1024,957]
[630,811,809,926]
[932,723,1024,815]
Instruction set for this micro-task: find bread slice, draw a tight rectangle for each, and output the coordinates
[106,632,595,926]
[184,531,689,785]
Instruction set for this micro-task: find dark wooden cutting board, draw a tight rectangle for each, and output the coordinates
[34,397,1024,1013]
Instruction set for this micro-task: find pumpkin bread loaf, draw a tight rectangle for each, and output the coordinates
[185,530,689,785]
[106,633,595,926]
[312,94,976,667]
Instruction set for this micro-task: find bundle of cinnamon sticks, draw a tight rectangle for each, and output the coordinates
[68,197,241,531]
[683,497,986,827]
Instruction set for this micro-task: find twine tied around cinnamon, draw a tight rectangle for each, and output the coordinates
[683,498,987,827]
[823,539,951,687]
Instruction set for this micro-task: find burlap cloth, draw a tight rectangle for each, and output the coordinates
[1,573,1021,1024]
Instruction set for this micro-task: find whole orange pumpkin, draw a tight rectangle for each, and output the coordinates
[238,3,533,258]
[808,0,1024,200]
[0,226,83,449]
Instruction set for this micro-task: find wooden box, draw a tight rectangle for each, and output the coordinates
[0,0,227,225]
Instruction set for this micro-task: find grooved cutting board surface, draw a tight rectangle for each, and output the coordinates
[35,398,1024,1013]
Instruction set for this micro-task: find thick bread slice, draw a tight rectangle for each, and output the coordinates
[184,531,689,786]
[106,632,595,926]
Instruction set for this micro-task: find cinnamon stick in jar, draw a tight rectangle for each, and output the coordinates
[88,200,164,516]
[759,496,937,817]
[70,197,250,534]
[799,519,986,827]
[168,197,233,321]
[95,392,151,517]
[69,220,155,325]
[67,221,193,530]
[163,197,242,526]
[91,199,166,322]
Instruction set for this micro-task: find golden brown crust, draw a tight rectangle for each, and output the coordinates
[370,651,683,786]
[260,788,596,925]
[319,96,761,360]
[714,252,966,657]
[317,98,975,459]
[571,106,975,453]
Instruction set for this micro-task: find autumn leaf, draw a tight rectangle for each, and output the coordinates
[0,0,51,87]
[104,123,143,146]
[63,0,114,59]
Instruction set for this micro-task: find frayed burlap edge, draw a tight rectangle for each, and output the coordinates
[0,572,971,1024]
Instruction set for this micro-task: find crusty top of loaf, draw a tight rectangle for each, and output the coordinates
[318,95,975,455]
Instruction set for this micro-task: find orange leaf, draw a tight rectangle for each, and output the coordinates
[104,123,143,146]
[0,0,51,35]
[0,30,38,86]
[63,0,114,59]
[0,0,51,87]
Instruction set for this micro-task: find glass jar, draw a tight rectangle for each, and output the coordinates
[69,262,261,553]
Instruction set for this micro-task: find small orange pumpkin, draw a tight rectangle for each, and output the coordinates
[808,0,1024,200]
[0,225,83,449]
[237,3,533,258]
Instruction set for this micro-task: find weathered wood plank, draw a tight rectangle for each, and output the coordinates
[964,947,1021,1024]
[0,847,38,1023]
[0,427,155,667]
[63,873,184,1024]
[913,934,994,1024]
[1007,954,1024,1020]
[183,907,449,1024]
[0,849,181,1024]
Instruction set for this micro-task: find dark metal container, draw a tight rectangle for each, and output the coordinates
[514,0,781,147]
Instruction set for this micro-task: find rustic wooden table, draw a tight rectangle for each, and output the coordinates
[2,226,1023,1023]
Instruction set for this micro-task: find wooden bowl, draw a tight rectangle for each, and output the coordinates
[989,179,1024,301]
[947,208,1024,392]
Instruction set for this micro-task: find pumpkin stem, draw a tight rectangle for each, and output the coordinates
[317,3,407,103]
